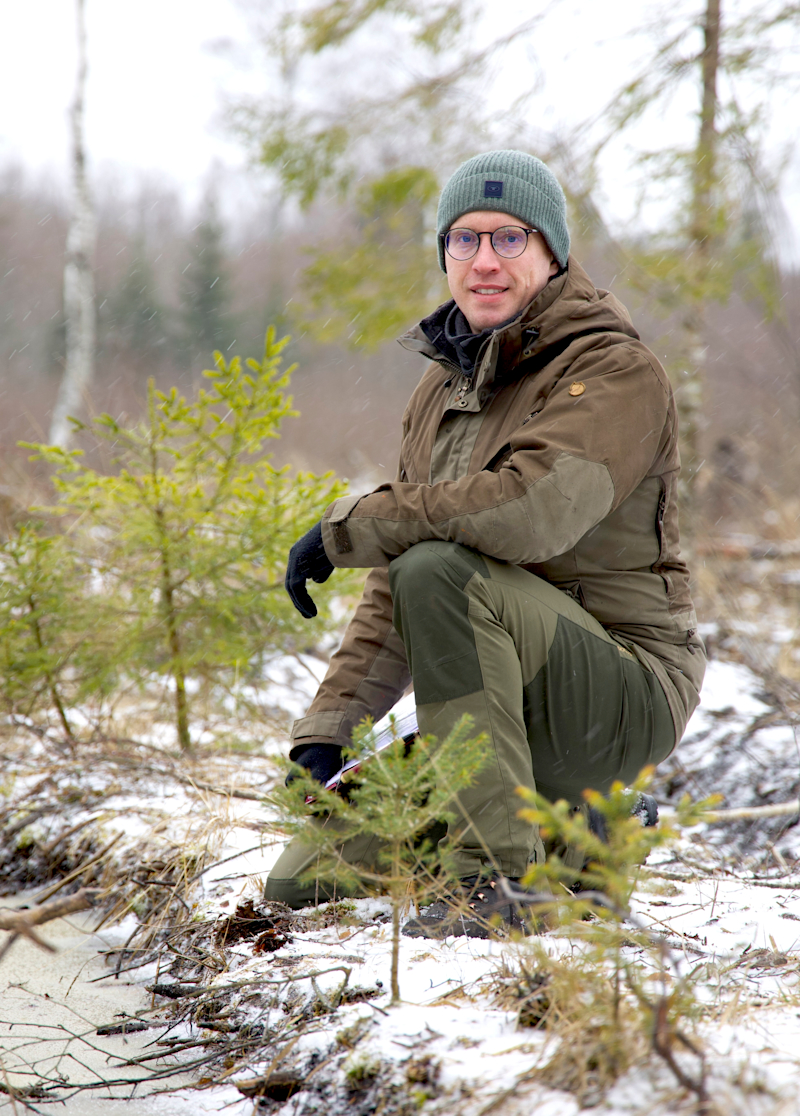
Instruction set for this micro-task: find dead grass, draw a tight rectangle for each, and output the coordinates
[0,479,798,1111]
[696,478,800,699]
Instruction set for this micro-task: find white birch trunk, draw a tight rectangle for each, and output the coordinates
[50,0,95,450]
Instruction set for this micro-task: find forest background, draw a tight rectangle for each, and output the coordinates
[1,0,798,494]
[2,0,800,727]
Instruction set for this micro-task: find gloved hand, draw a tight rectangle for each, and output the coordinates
[285,742,343,787]
[285,521,334,619]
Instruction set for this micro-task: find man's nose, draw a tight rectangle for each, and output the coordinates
[471,237,499,269]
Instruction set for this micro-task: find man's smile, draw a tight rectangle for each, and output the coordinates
[446,210,559,331]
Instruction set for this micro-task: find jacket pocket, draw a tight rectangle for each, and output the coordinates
[654,482,667,564]
[654,480,671,598]
[521,402,544,424]
[483,443,513,472]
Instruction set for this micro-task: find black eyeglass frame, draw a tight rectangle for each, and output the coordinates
[440,225,541,261]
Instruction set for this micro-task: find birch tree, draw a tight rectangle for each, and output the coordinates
[50,0,96,450]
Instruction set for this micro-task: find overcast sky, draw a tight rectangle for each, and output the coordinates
[0,0,252,206]
[1,0,798,251]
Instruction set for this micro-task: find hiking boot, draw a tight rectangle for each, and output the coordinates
[401,875,527,940]
[631,792,659,828]
[586,792,659,843]
[573,792,660,897]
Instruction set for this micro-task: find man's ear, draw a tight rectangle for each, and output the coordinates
[549,257,560,277]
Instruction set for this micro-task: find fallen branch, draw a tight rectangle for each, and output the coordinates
[96,1019,161,1036]
[97,744,269,802]
[651,993,711,1113]
[166,773,266,803]
[146,982,204,1000]
[147,966,353,1001]
[658,799,800,824]
[0,887,100,962]
[127,762,268,802]
[234,1069,304,1101]
[729,876,800,890]
[704,800,800,822]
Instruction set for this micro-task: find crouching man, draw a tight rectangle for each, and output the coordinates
[267,150,706,936]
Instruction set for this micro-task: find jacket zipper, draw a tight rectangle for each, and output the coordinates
[432,355,472,404]
[454,375,471,404]
[431,355,460,380]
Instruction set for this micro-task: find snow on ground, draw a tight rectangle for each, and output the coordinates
[654,659,800,864]
[2,651,800,1113]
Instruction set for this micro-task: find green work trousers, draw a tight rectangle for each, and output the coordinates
[265,541,674,907]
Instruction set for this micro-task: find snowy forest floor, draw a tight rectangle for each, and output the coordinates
[1,631,800,1115]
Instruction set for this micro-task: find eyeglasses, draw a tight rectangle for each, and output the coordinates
[442,225,540,261]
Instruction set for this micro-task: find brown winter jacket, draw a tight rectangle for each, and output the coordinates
[290,258,706,756]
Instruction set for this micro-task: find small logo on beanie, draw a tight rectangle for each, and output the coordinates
[484,180,503,198]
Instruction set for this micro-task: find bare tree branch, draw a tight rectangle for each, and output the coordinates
[0,888,100,963]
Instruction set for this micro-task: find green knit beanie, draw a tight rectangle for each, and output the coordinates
[436,150,570,272]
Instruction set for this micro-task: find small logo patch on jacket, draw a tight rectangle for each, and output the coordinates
[568,382,586,396]
[484,180,503,198]
[331,520,353,554]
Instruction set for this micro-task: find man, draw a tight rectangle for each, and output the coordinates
[267,150,706,936]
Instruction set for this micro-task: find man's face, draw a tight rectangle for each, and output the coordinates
[444,210,560,333]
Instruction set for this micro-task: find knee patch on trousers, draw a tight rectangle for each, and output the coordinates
[389,540,489,595]
[390,543,491,705]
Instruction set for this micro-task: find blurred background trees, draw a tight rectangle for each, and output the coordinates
[179,192,237,366]
[231,0,548,348]
[1,0,800,543]
[583,0,800,521]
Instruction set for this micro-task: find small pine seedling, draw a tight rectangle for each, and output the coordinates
[272,714,488,1004]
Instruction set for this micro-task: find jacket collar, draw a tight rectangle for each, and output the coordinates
[399,258,640,389]
[399,268,570,406]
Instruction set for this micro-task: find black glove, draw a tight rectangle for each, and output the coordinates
[285,742,343,787]
[285,521,334,619]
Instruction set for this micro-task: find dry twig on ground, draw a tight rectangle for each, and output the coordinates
[0,887,100,961]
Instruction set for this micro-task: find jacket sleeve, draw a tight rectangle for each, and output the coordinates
[289,568,412,755]
[321,344,671,569]
[290,414,417,753]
